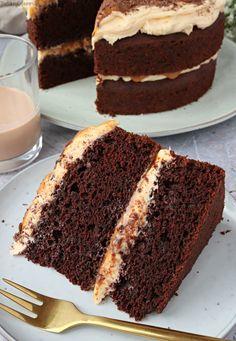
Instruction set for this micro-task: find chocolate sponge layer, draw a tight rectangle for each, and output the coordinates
[96,59,216,116]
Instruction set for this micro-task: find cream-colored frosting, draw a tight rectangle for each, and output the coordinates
[11,120,118,255]
[23,0,58,19]
[38,38,92,63]
[97,53,218,83]
[93,149,174,304]
[92,0,225,46]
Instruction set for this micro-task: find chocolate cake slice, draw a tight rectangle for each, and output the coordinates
[11,121,158,290]
[12,121,225,320]
[93,0,226,115]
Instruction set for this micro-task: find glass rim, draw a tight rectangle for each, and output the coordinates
[0,34,37,80]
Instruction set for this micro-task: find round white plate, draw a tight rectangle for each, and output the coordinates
[0,156,236,340]
[40,38,236,137]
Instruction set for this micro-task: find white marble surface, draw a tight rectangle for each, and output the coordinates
[0,116,236,339]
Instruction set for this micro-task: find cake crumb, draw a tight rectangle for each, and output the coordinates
[1,219,5,223]
[220,229,231,235]
[174,292,178,296]
[22,203,28,206]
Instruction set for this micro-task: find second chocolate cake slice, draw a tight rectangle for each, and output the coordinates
[94,150,225,319]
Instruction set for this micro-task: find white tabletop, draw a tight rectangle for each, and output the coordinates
[0,117,236,339]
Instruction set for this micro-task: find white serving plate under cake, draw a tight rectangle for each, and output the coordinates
[0,155,236,340]
[39,38,236,137]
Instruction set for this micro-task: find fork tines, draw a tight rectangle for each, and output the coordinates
[0,278,43,323]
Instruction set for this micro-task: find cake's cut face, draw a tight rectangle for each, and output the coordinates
[24,0,102,49]
[12,121,158,290]
[94,148,174,303]
[38,39,93,89]
[93,0,226,115]
[24,0,102,89]
[12,121,225,320]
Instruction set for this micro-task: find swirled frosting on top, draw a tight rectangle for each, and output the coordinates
[92,0,225,46]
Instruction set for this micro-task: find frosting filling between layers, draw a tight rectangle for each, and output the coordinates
[38,38,92,63]
[93,149,174,304]
[97,53,218,83]
[92,0,225,46]
[11,120,118,256]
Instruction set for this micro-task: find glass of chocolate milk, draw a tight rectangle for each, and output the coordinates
[0,35,42,173]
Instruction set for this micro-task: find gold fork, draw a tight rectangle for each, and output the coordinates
[0,278,228,341]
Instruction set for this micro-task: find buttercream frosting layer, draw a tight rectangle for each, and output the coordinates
[97,53,218,82]
[92,0,225,46]
[38,38,92,63]
[11,120,118,255]
[93,149,174,304]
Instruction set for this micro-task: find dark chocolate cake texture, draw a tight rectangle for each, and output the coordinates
[12,121,225,320]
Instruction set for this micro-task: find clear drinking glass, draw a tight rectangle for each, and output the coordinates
[0,34,42,173]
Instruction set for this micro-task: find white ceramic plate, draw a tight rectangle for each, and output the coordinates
[40,38,236,137]
[0,155,236,341]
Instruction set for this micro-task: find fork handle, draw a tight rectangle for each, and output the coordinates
[85,315,226,341]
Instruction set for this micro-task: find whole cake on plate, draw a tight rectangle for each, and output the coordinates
[24,0,226,115]
[12,121,225,320]
[93,0,225,115]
